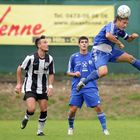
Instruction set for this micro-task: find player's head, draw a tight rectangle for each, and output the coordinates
[78,36,89,53]
[78,36,89,44]
[114,15,128,30]
[35,35,48,52]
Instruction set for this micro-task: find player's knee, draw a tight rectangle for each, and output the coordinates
[28,108,36,113]
[101,72,108,77]
[95,106,102,113]
[70,109,76,114]
[27,110,34,116]
[69,108,77,116]
[99,69,108,77]
[124,54,135,63]
[129,55,135,63]
[98,66,108,77]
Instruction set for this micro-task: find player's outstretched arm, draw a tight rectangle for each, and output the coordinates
[106,32,125,49]
[15,65,22,94]
[127,33,139,42]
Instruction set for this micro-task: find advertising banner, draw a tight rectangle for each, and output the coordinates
[0,5,114,45]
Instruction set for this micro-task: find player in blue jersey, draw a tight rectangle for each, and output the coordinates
[67,36,109,136]
[76,15,139,91]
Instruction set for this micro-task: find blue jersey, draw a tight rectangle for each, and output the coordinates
[94,22,129,48]
[67,52,98,90]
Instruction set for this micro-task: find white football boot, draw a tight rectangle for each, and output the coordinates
[68,128,74,135]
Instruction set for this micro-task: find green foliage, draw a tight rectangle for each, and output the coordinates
[112,95,120,101]
[0,73,140,120]
[48,99,56,105]
[127,92,140,100]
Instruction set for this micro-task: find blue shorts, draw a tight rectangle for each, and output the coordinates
[69,88,101,108]
[92,47,124,69]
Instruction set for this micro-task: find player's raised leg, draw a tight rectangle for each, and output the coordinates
[116,52,140,71]
[21,110,34,129]
[76,65,108,91]
[21,97,36,129]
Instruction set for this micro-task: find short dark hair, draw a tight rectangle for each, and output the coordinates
[114,15,129,23]
[35,35,46,47]
[78,36,89,43]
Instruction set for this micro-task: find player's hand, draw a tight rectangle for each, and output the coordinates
[75,71,81,77]
[15,84,22,94]
[131,33,139,39]
[47,86,53,97]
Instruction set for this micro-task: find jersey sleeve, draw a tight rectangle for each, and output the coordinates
[106,22,129,40]
[48,56,55,74]
[118,30,129,40]
[20,55,31,70]
[67,55,74,73]
[105,22,114,33]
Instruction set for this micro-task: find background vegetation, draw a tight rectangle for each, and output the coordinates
[0,73,140,120]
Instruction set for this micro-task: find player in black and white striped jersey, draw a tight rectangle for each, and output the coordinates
[15,35,55,136]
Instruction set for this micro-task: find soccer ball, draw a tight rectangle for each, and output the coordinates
[117,5,131,18]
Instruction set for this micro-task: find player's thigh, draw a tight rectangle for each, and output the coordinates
[92,50,110,69]
[110,47,124,62]
[24,92,38,111]
[116,52,134,63]
[37,93,48,111]
[69,91,84,108]
[26,97,36,112]
[83,89,101,108]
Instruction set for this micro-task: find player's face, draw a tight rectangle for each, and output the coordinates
[117,19,128,30]
[79,39,89,51]
[38,38,49,52]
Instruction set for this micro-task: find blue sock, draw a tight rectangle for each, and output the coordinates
[131,59,140,71]
[97,112,107,130]
[84,70,99,84]
[68,116,75,128]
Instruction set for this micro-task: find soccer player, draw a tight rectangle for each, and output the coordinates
[15,35,55,136]
[76,15,139,91]
[67,36,109,135]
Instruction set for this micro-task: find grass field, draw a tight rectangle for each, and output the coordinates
[0,120,140,140]
[1,74,140,139]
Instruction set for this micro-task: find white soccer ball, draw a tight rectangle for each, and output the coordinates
[117,5,131,18]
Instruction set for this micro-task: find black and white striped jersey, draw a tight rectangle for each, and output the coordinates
[21,52,55,94]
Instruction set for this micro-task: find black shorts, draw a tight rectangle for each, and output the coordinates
[23,91,48,101]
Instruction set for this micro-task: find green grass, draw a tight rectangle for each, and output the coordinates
[0,120,140,140]
[127,92,140,100]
